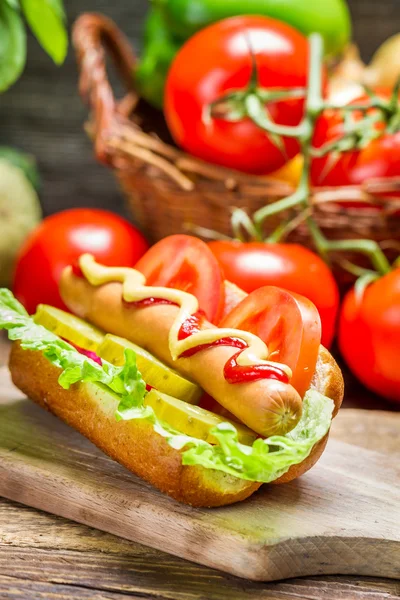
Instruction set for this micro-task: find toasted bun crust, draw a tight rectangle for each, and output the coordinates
[9,342,343,507]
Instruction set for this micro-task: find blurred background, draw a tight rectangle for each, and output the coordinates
[1,0,400,219]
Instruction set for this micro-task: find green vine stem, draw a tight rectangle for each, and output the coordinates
[306,218,391,275]
[231,208,262,242]
[242,33,392,276]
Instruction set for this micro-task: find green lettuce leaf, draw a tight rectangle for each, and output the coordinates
[0,289,334,483]
[0,288,146,413]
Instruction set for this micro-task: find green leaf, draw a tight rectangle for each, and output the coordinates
[45,0,64,20]
[21,0,67,65]
[0,1,26,91]
[0,146,40,190]
[4,0,20,9]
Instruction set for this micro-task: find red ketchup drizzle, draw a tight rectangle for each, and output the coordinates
[177,312,288,385]
[224,352,289,385]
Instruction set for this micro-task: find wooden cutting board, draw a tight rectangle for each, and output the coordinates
[0,366,399,582]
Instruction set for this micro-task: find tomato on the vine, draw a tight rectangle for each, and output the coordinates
[208,241,339,348]
[311,90,400,202]
[165,16,311,175]
[13,209,149,314]
[339,269,400,404]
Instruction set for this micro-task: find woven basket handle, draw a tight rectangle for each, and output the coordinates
[72,13,137,163]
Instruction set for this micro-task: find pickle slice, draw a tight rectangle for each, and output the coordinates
[97,334,202,405]
[34,304,105,351]
[145,389,257,446]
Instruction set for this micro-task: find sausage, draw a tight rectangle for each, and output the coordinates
[60,268,303,437]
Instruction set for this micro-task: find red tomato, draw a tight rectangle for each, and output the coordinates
[339,269,400,404]
[165,16,311,175]
[208,241,339,348]
[220,286,321,397]
[311,91,400,204]
[13,209,149,314]
[135,235,224,322]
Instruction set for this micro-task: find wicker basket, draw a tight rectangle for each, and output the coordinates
[72,14,400,265]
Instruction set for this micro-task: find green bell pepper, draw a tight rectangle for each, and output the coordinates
[135,7,181,110]
[156,0,351,58]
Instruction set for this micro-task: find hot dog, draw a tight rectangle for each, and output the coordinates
[0,242,344,508]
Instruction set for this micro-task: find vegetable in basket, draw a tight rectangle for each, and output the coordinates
[311,88,400,207]
[135,7,180,110]
[164,16,314,175]
[329,35,400,104]
[138,0,351,108]
[158,0,351,56]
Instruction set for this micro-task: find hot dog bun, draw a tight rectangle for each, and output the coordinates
[9,339,343,507]
[9,342,261,507]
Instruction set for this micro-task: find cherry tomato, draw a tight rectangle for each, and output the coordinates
[13,209,149,314]
[220,286,321,397]
[208,241,339,348]
[339,269,400,404]
[311,91,400,205]
[165,16,311,175]
[135,235,224,322]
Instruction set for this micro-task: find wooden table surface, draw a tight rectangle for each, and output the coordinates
[0,333,399,600]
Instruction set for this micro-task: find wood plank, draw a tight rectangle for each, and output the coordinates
[2,549,400,600]
[1,500,400,600]
[0,576,142,600]
[0,367,399,582]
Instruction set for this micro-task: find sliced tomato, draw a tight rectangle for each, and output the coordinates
[134,235,225,323]
[220,286,321,397]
